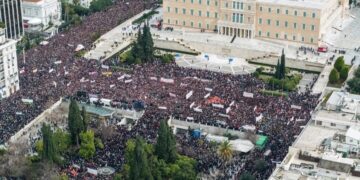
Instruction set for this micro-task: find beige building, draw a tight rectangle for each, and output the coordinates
[163,0,348,45]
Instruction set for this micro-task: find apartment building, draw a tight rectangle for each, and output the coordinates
[0,0,23,39]
[163,0,348,45]
[0,28,19,99]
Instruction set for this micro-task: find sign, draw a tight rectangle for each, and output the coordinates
[204,93,210,99]
[194,108,202,112]
[190,102,195,108]
[54,61,62,65]
[150,77,157,81]
[125,79,132,83]
[160,77,174,84]
[186,91,193,99]
[110,84,115,88]
[230,101,235,107]
[169,93,176,97]
[243,92,254,98]
[291,105,302,110]
[158,106,167,110]
[226,107,231,114]
[21,99,33,104]
[212,104,224,109]
[205,88,213,92]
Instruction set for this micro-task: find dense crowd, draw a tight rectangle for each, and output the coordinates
[0,0,320,179]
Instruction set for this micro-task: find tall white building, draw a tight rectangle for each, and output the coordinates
[22,0,61,31]
[0,28,19,99]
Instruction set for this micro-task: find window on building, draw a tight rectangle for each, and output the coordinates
[215,12,218,18]
[215,0,218,6]
[207,24,209,29]
[258,31,262,36]
[225,14,228,20]
[240,14,243,23]
[183,8,186,14]
[302,24,306,30]
[175,20,178,25]
[285,9,288,14]
[233,1,236,9]
[285,21,288,27]
[293,36,296,40]
[248,6,251,10]
[198,10,202,16]
[175,8,178,14]
[241,2,243,9]
[225,2,228,8]
[311,25,315,31]
[330,123,336,126]
[277,9,280,14]
[259,18,262,24]
[260,6,262,11]
[191,0,194,3]
[294,10,297,16]
[312,12,316,18]
[284,34,287,39]
[183,0,186,2]
[207,0,210,5]
[267,19,271,25]
[191,21,194,27]
[276,20,279,26]
[294,23,297,29]
[191,9,194,15]
[207,11,210,17]
[199,22,202,28]
[237,2,240,9]
[268,8,271,13]
[233,13,236,22]
[276,33,279,38]
[267,32,270,37]
[199,0,201,4]
[316,121,322,125]
[168,19,170,24]
[183,21,186,26]
[236,13,240,22]
[303,11,307,17]
[167,7,170,12]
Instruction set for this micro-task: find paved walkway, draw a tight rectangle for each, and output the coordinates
[84,10,151,61]
[176,54,256,75]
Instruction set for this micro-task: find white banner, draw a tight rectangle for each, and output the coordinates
[125,79,132,83]
[218,114,230,118]
[205,88,213,92]
[291,105,302,110]
[32,69,38,73]
[160,77,174,84]
[212,104,224,109]
[150,77,157,81]
[54,60,62,65]
[101,65,109,69]
[169,93,177,97]
[190,102,195,108]
[243,92,254,98]
[204,93,210,99]
[110,84,115,88]
[158,106,167,110]
[187,117,194,121]
[180,83,188,87]
[67,81,71,87]
[49,68,54,73]
[230,101,235,107]
[256,114,263,122]
[186,91,193,99]
[226,107,231,114]
[194,108,203,113]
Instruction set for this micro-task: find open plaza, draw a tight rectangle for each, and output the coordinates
[0,0,360,179]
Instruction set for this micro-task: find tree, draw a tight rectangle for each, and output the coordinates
[217,141,233,163]
[239,172,256,180]
[329,69,340,84]
[78,130,95,159]
[280,49,286,79]
[254,159,268,172]
[142,24,154,62]
[274,59,281,79]
[41,123,57,162]
[81,106,88,131]
[89,0,113,12]
[334,56,345,72]
[128,137,153,180]
[171,155,197,180]
[68,99,84,146]
[53,129,71,155]
[340,66,350,80]
[155,120,177,163]
[348,78,360,93]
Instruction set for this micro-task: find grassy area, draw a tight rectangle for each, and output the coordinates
[132,10,159,25]
[260,89,288,97]
[258,74,273,82]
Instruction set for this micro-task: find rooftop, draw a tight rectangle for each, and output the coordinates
[257,0,329,9]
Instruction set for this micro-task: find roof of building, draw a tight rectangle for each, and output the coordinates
[346,126,360,141]
[257,0,329,9]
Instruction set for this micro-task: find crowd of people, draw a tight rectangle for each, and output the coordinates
[0,0,321,179]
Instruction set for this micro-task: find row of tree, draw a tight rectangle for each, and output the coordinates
[348,66,360,93]
[274,50,286,79]
[125,23,154,64]
[118,120,197,180]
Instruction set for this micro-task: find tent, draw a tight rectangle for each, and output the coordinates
[229,139,254,153]
[256,135,268,149]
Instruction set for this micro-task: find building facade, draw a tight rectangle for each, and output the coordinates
[22,0,61,31]
[0,28,19,99]
[0,0,23,39]
[163,0,348,45]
